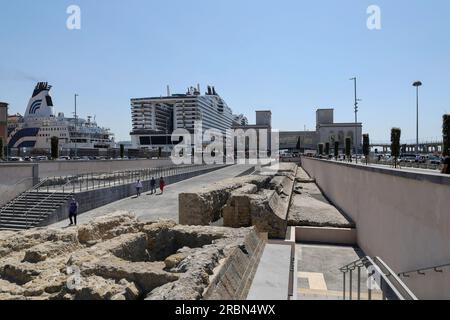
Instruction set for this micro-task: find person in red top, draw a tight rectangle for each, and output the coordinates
[159,176,165,194]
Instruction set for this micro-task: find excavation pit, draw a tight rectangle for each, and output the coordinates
[0,212,265,300]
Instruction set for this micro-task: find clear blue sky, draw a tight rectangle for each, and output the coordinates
[1,0,449,142]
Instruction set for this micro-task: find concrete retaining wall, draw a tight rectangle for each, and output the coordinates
[301,157,450,300]
[40,166,227,226]
[0,164,39,206]
[37,159,174,178]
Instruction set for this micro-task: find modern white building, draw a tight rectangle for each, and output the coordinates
[130,85,234,150]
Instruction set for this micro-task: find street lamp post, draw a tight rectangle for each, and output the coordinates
[412,81,422,154]
[74,94,78,158]
[350,77,361,163]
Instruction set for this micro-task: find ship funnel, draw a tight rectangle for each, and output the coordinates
[25,82,55,118]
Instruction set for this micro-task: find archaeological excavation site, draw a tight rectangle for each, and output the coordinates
[0,212,265,300]
[0,163,361,300]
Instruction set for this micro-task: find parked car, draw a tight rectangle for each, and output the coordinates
[400,154,416,163]
[57,156,71,161]
[36,156,49,161]
[8,157,23,162]
[428,156,442,165]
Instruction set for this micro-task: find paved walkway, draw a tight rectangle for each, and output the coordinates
[297,244,382,300]
[247,244,292,300]
[52,165,253,227]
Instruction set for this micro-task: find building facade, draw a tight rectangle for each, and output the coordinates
[280,108,363,153]
[130,86,234,150]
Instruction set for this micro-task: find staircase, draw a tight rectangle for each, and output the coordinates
[0,191,73,231]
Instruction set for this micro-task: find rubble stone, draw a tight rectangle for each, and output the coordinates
[0,212,264,300]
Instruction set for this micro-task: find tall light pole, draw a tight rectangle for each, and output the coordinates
[74,94,78,158]
[412,81,422,154]
[350,77,361,163]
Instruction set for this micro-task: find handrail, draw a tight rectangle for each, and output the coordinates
[340,256,418,300]
[0,177,49,213]
[372,257,418,300]
[398,262,450,278]
[1,164,224,228]
[23,179,74,228]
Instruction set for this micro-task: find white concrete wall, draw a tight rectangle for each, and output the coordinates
[301,157,450,300]
[37,159,174,178]
[0,159,173,206]
[0,164,38,206]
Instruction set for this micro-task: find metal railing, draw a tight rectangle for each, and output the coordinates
[36,164,222,193]
[23,179,74,228]
[0,178,50,215]
[340,256,418,300]
[0,164,227,229]
[369,159,443,171]
[398,262,450,279]
[311,156,444,171]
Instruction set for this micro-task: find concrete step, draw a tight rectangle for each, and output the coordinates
[293,226,357,246]
[0,213,48,219]
[3,204,62,210]
[0,222,33,230]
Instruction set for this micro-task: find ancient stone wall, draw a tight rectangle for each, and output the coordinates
[180,163,298,239]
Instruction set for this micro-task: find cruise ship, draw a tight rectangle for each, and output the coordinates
[7,82,115,151]
[130,85,234,150]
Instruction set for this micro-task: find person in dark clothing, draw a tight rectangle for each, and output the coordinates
[68,197,79,226]
[159,176,165,195]
[150,177,156,194]
[442,156,450,174]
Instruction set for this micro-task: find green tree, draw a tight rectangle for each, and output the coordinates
[345,137,352,161]
[443,114,450,157]
[325,142,330,156]
[318,143,324,156]
[363,134,370,165]
[50,136,59,160]
[120,144,125,159]
[0,137,3,160]
[296,137,301,151]
[334,141,339,160]
[391,128,401,168]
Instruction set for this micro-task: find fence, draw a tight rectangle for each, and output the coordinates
[36,164,213,194]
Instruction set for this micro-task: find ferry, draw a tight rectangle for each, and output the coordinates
[7,82,115,151]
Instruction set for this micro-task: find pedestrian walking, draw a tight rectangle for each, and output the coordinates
[442,156,450,174]
[159,176,165,194]
[135,179,143,197]
[150,177,156,194]
[68,197,79,226]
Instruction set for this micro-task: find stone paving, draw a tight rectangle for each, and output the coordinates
[51,165,253,228]
[288,168,355,228]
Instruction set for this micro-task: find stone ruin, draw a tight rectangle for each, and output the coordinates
[0,212,265,300]
[179,164,298,239]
